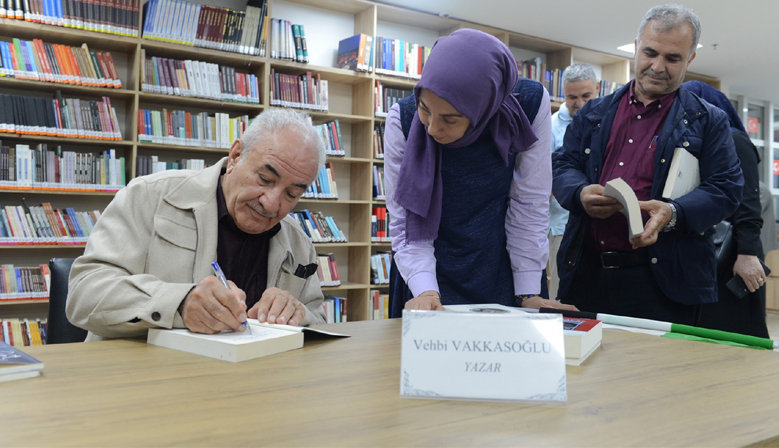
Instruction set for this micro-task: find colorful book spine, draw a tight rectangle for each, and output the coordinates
[0,143,125,192]
[269,69,327,112]
[140,55,258,104]
[0,203,102,245]
[137,109,248,149]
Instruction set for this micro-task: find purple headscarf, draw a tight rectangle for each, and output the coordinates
[394,29,538,243]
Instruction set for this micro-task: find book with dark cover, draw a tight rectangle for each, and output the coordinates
[336,34,361,71]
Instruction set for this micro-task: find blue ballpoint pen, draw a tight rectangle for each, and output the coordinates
[211,261,251,334]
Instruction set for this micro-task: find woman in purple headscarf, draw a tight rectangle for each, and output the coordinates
[685,81,769,338]
[383,29,577,316]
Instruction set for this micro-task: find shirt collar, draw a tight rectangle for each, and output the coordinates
[628,79,678,110]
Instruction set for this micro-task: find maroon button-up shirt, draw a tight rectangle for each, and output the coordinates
[216,172,281,309]
[591,81,677,253]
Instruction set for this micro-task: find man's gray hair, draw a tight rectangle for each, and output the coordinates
[563,63,598,86]
[636,4,701,60]
[240,108,326,167]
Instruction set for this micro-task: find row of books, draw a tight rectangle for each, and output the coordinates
[374,82,413,117]
[0,265,49,302]
[136,155,206,177]
[371,207,390,243]
[545,68,565,103]
[322,296,346,324]
[540,66,623,103]
[0,92,122,140]
[302,162,338,200]
[1,318,48,347]
[598,80,625,97]
[142,0,268,56]
[1,203,101,244]
[316,253,340,287]
[291,210,346,243]
[517,57,545,87]
[373,123,385,159]
[270,19,308,63]
[1,0,140,37]
[370,290,389,320]
[374,37,430,80]
[336,34,373,73]
[137,109,248,149]
[269,69,328,112]
[0,39,122,89]
[140,53,260,104]
[372,166,385,200]
[315,120,345,157]
[1,144,125,191]
[371,252,391,285]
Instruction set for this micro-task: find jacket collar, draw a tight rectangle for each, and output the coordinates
[164,157,227,210]
[579,82,709,126]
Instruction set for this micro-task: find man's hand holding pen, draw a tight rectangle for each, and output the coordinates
[180,276,249,335]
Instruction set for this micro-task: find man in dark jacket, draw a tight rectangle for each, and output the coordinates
[552,4,743,324]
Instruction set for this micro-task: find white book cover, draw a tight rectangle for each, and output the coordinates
[662,147,700,200]
[604,177,644,240]
[147,322,302,363]
[147,321,347,362]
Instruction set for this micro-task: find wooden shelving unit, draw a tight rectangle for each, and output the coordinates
[0,0,719,321]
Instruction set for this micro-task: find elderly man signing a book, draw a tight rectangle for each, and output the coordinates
[67,109,327,340]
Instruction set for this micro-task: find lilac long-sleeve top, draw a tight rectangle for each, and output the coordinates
[383,89,552,298]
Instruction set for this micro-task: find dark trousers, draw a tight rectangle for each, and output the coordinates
[559,244,699,325]
[697,270,769,338]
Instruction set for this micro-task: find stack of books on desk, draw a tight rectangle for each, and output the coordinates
[443,304,602,366]
[562,316,602,366]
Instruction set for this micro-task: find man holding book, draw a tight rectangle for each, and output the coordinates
[552,4,743,324]
[67,109,328,340]
[548,63,599,300]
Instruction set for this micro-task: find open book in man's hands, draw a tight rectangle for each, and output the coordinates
[603,177,644,240]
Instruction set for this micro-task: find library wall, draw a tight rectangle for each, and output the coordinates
[0,0,727,328]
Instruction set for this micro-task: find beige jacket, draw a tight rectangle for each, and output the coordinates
[67,158,326,340]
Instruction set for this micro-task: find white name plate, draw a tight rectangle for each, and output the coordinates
[400,310,567,402]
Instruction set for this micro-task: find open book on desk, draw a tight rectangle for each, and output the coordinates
[443,304,602,366]
[147,320,349,363]
[603,177,644,240]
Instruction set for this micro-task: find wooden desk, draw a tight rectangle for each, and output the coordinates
[5,319,779,447]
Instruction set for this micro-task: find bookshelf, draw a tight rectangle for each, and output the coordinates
[0,0,721,324]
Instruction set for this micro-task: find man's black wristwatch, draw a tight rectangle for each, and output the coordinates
[515,294,534,307]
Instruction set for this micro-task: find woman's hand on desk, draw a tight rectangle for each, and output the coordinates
[404,291,445,311]
[248,287,306,326]
[522,296,579,311]
[180,276,248,334]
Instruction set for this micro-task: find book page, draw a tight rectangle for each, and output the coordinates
[164,326,295,345]
[603,177,644,240]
